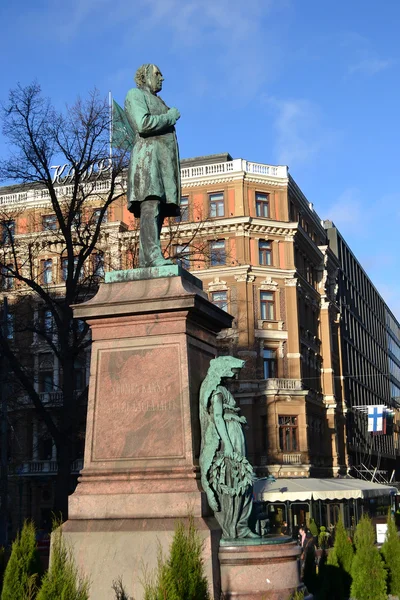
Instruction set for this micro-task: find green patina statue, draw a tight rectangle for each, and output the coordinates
[199,356,259,540]
[112,64,181,268]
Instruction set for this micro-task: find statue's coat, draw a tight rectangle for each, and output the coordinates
[124,87,181,218]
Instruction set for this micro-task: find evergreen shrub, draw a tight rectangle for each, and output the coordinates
[327,515,353,574]
[382,510,400,597]
[308,518,318,539]
[350,515,387,600]
[36,524,89,600]
[318,516,354,599]
[1,520,41,600]
[143,516,209,600]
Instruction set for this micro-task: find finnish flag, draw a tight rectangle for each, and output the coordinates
[368,405,385,432]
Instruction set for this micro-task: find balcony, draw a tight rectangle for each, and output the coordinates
[17,390,86,409]
[39,391,64,405]
[10,458,84,476]
[282,453,302,465]
[265,379,303,391]
[181,159,288,182]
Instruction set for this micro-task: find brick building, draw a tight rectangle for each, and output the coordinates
[0,152,398,534]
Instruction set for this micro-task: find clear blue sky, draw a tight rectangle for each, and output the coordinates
[0,0,399,316]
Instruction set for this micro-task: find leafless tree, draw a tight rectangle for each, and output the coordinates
[0,82,128,519]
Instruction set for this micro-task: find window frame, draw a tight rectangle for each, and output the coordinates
[2,265,14,291]
[176,196,189,223]
[209,239,226,267]
[209,193,225,218]
[211,290,228,312]
[42,259,53,285]
[61,256,81,282]
[259,240,272,266]
[255,192,270,218]
[260,291,275,320]
[174,244,190,270]
[6,313,14,340]
[2,220,15,244]
[263,348,277,379]
[43,309,53,334]
[42,214,58,231]
[39,370,54,394]
[92,253,105,278]
[278,415,299,452]
[92,208,108,224]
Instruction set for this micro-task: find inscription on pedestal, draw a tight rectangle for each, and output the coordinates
[92,343,184,461]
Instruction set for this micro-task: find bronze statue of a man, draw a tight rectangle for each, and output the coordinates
[113,64,181,268]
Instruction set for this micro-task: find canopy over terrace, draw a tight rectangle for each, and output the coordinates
[254,477,397,503]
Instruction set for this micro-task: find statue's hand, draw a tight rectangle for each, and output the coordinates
[168,107,181,124]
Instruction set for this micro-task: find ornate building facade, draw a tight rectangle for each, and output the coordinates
[0,152,398,534]
[177,154,346,479]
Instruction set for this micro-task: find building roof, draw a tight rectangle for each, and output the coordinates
[254,477,397,502]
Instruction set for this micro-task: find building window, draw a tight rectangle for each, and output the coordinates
[43,310,53,334]
[61,258,68,281]
[210,240,226,266]
[61,256,81,281]
[263,349,277,379]
[174,244,190,270]
[260,291,274,320]
[256,193,269,218]
[176,197,189,222]
[211,291,228,312]
[2,220,15,244]
[278,416,298,452]
[93,253,105,278]
[43,259,53,284]
[2,266,13,291]
[74,358,85,391]
[92,208,108,224]
[39,371,53,394]
[209,193,224,218]
[6,313,14,340]
[259,240,272,266]
[42,215,57,231]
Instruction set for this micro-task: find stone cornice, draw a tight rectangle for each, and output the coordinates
[182,175,288,189]
[148,216,298,240]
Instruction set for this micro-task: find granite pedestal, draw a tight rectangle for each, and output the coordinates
[219,537,304,599]
[64,267,232,599]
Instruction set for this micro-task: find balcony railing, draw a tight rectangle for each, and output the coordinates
[265,379,303,391]
[10,458,84,476]
[17,390,86,408]
[282,453,302,465]
[39,391,64,405]
[181,159,288,181]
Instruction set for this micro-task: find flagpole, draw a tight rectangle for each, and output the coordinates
[109,90,113,162]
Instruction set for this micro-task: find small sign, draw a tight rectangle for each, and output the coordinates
[376,523,388,544]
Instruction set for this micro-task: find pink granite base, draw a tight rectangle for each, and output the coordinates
[219,541,303,600]
[65,274,231,599]
[63,517,222,600]
[69,274,232,521]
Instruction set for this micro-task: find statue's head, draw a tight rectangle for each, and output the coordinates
[135,64,164,94]
[209,356,245,381]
